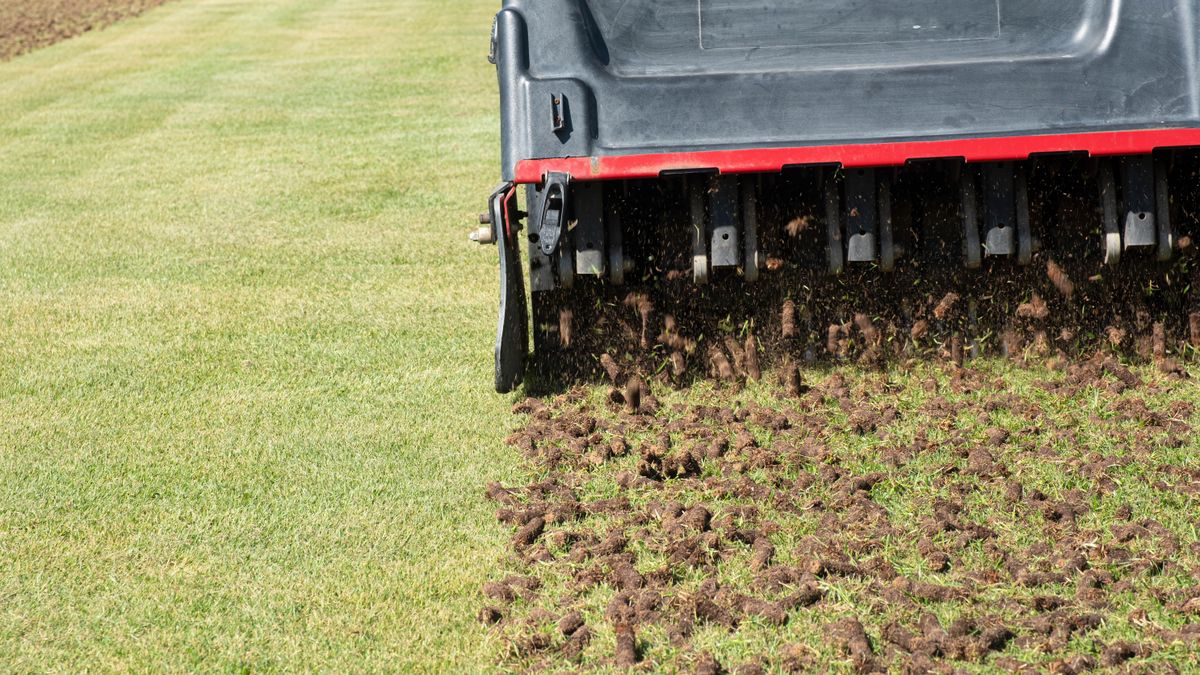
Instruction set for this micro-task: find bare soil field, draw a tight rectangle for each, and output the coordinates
[0,0,170,60]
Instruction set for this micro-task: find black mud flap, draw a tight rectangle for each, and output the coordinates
[489,182,528,393]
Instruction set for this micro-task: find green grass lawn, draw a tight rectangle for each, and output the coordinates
[0,0,520,670]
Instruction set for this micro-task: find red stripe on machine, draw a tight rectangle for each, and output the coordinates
[513,128,1200,184]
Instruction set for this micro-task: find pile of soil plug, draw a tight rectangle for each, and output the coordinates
[0,0,173,61]
[481,352,1200,672]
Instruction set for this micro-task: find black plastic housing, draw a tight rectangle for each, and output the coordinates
[495,0,1200,181]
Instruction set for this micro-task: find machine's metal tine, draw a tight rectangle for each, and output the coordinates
[573,181,605,276]
[1100,160,1121,266]
[825,170,844,275]
[1015,166,1033,266]
[691,177,709,284]
[878,172,895,273]
[710,175,740,270]
[961,167,982,269]
[982,162,1016,257]
[743,176,760,282]
[1119,155,1157,249]
[1155,154,1174,262]
[845,168,878,263]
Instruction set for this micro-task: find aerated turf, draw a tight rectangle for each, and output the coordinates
[484,359,1200,672]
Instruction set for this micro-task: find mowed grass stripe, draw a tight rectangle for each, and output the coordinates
[0,0,517,670]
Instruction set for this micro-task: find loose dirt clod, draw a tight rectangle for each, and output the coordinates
[785,216,812,238]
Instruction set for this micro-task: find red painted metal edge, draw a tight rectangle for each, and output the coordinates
[514,128,1200,184]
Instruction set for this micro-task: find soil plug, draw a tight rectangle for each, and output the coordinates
[695,652,722,675]
[558,610,585,637]
[750,536,775,570]
[559,308,574,348]
[659,314,688,351]
[832,618,876,670]
[709,345,735,381]
[826,324,841,357]
[744,334,761,381]
[1152,322,1167,361]
[599,353,621,384]
[477,606,503,625]
[624,293,654,350]
[623,378,643,414]
[638,301,653,350]
[513,516,545,549]
[910,319,930,342]
[670,351,687,380]
[933,292,960,320]
[1001,328,1022,360]
[1046,259,1076,300]
[724,336,747,376]
[781,300,797,339]
[614,622,639,667]
[853,313,879,347]
[781,363,802,397]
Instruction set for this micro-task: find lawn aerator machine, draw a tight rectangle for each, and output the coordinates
[476,0,1200,393]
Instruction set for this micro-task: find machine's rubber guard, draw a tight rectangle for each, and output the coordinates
[491,182,528,393]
